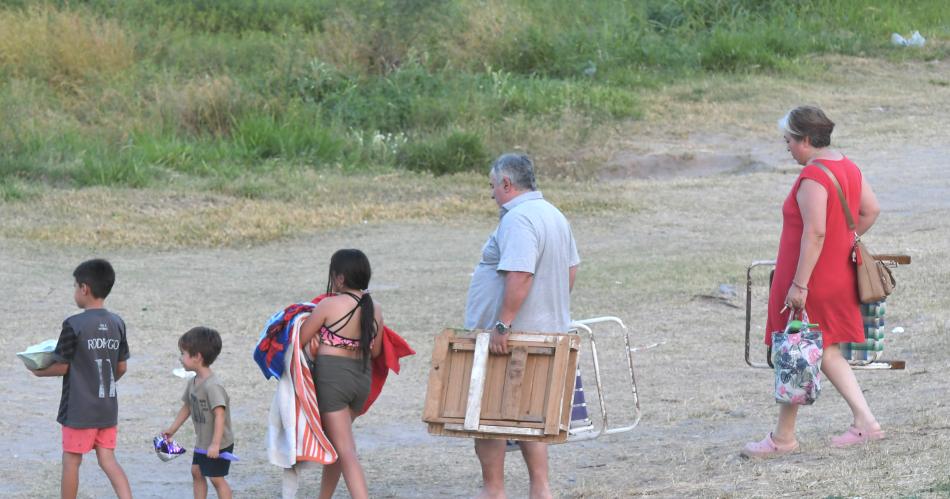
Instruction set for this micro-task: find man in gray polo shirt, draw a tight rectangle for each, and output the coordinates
[465,153,580,499]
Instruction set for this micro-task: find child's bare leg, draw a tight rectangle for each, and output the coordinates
[319,460,343,499]
[192,464,208,499]
[320,410,355,499]
[282,466,300,499]
[209,476,232,499]
[94,447,132,499]
[321,409,368,499]
[61,451,82,499]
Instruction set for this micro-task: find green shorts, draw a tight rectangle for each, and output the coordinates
[311,355,371,414]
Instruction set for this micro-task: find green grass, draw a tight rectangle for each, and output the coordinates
[0,0,947,187]
[0,177,34,200]
[921,478,950,495]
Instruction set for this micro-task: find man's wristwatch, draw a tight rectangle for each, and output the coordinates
[493,321,511,336]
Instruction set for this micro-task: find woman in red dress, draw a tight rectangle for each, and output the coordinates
[743,106,885,458]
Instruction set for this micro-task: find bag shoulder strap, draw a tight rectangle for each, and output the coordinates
[812,161,856,232]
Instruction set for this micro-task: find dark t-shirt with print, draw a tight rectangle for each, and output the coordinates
[53,309,130,428]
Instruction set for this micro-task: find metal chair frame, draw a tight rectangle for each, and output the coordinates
[744,257,909,371]
[566,316,642,442]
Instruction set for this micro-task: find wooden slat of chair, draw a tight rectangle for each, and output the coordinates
[501,347,528,420]
[464,332,491,430]
[521,354,547,422]
[873,254,911,265]
[482,352,509,420]
[451,343,555,355]
[423,330,452,422]
[558,346,578,431]
[544,335,570,435]
[441,346,470,418]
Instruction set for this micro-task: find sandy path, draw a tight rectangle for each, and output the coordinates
[2,57,949,498]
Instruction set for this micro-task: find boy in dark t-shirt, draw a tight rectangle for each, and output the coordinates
[28,259,132,499]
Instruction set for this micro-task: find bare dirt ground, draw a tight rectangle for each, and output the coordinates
[2,56,950,498]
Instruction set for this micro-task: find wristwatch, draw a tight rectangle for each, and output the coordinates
[493,321,511,336]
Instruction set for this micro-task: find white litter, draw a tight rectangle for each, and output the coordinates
[16,339,58,370]
[173,367,197,378]
[891,326,905,334]
[891,31,925,47]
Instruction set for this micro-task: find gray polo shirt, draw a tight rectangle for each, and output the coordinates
[465,191,580,333]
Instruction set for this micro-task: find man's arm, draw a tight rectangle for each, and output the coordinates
[491,271,534,355]
[31,362,69,377]
[115,360,127,381]
[569,265,578,292]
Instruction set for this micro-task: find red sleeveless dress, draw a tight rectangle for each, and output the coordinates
[765,157,864,345]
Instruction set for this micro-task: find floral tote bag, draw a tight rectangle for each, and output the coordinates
[772,313,823,405]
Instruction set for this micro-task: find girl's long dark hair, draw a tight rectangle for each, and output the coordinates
[326,249,376,366]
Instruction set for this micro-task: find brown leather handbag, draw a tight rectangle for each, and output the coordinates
[816,164,895,303]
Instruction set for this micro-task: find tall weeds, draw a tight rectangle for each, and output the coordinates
[0,5,133,91]
[175,75,242,137]
[0,0,946,188]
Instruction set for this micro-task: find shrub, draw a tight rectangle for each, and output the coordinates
[0,178,35,201]
[232,109,345,164]
[397,131,488,175]
[175,75,243,137]
[443,0,529,71]
[699,29,777,71]
[74,0,327,33]
[2,0,947,193]
[75,153,154,188]
[0,5,133,91]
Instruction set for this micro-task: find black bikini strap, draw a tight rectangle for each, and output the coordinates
[324,292,364,333]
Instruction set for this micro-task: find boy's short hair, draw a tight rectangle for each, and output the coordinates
[73,259,116,299]
[178,327,223,366]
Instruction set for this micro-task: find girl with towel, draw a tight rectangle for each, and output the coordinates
[299,249,383,499]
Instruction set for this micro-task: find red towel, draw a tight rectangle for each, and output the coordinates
[310,294,415,415]
[362,325,414,415]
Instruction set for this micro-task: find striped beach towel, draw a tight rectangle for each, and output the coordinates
[267,312,337,467]
[290,313,337,464]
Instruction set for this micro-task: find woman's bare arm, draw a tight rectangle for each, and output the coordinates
[787,179,827,309]
[856,175,880,236]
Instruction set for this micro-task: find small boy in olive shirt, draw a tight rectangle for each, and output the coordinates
[163,327,234,499]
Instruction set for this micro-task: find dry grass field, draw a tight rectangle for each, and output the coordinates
[1,56,949,498]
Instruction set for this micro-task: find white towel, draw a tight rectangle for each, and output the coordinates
[267,335,297,469]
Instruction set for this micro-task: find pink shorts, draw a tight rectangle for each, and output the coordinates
[62,426,117,454]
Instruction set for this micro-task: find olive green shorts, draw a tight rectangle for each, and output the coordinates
[311,355,371,414]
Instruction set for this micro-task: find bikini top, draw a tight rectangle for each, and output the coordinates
[318,292,376,351]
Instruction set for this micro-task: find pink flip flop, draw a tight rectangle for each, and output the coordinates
[741,432,799,459]
[831,426,885,448]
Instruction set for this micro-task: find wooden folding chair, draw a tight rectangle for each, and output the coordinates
[423,317,645,443]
